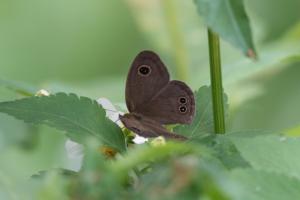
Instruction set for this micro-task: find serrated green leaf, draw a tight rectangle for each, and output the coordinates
[174,86,228,139]
[230,169,300,200]
[194,0,256,57]
[0,93,126,152]
[226,131,300,179]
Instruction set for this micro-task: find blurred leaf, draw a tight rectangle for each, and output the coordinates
[0,126,69,181]
[231,169,300,200]
[0,126,74,199]
[213,135,250,169]
[189,133,250,169]
[226,131,300,179]
[68,138,123,200]
[31,168,77,179]
[133,156,234,200]
[0,113,34,149]
[194,0,256,57]
[174,86,228,139]
[246,0,300,42]
[111,142,205,181]
[0,93,126,152]
[0,168,71,200]
[34,171,69,200]
[229,61,300,132]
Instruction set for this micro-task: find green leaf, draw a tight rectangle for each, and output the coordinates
[246,0,300,42]
[226,131,300,179]
[174,86,228,139]
[230,169,300,200]
[214,135,250,169]
[0,93,126,152]
[194,0,256,57]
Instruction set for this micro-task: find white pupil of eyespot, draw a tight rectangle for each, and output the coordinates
[180,106,186,112]
[180,98,186,103]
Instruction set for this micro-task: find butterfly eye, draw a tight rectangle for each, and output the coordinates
[178,97,187,104]
[179,105,187,113]
[138,65,151,76]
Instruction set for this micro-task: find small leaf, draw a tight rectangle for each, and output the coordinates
[194,0,256,57]
[226,131,300,179]
[174,86,228,138]
[0,93,126,152]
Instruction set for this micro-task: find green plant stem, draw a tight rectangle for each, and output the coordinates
[207,29,225,134]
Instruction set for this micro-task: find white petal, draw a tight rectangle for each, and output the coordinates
[97,98,124,127]
[65,139,84,171]
[133,135,148,144]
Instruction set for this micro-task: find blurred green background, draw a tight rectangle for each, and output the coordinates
[0,0,300,198]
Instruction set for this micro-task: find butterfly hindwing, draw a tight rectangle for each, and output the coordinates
[140,80,195,125]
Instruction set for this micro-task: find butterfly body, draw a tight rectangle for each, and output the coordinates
[119,113,187,140]
[120,51,195,140]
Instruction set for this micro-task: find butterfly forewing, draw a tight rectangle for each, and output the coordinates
[125,51,169,112]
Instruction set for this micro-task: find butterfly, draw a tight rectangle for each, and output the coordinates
[119,51,195,140]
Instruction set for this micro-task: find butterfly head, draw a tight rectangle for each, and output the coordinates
[119,113,143,133]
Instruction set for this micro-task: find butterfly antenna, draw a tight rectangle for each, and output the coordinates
[113,118,121,124]
[104,108,119,113]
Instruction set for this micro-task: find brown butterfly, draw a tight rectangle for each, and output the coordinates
[119,51,195,140]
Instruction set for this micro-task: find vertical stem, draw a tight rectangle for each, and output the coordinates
[207,29,225,134]
[162,0,188,81]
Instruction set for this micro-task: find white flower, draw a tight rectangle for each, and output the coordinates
[65,139,84,171]
[97,98,124,127]
[133,135,148,144]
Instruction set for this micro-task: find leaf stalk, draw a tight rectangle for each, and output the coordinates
[207,29,225,134]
